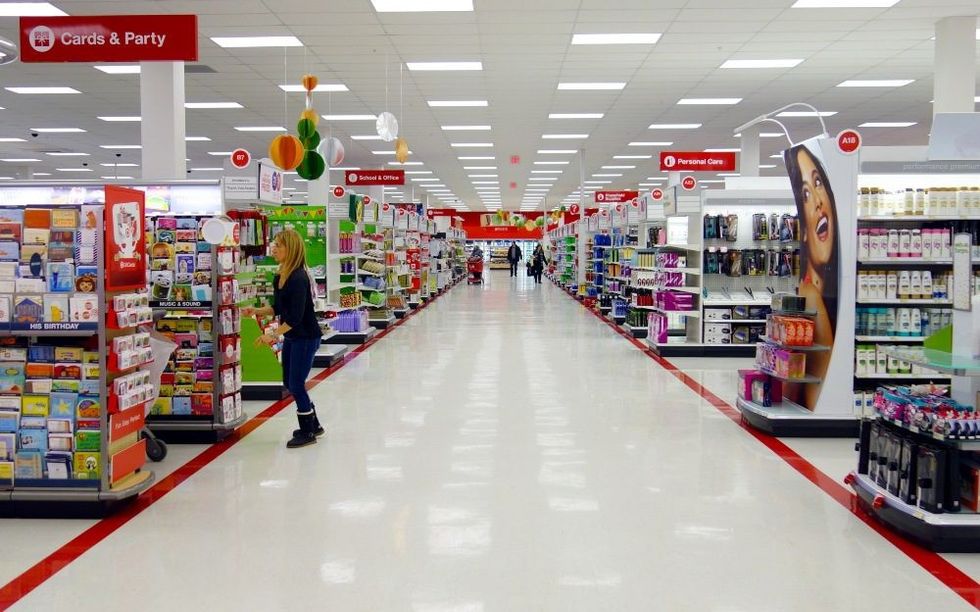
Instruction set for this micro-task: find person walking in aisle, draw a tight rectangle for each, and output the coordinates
[531,243,546,284]
[507,241,522,277]
[242,229,324,448]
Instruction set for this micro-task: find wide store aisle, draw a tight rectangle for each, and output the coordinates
[6,272,974,611]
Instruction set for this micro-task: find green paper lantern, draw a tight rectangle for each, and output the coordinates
[297,118,316,140]
[297,150,326,181]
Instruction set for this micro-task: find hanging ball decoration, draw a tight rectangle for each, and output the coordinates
[300,108,319,127]
[376,111,399,142]
[269,134,305,171]
[321,137,345,167]
[395,137,410,164]
[302,74,319,92]
[535,217,545,227]
[297,150,326,181]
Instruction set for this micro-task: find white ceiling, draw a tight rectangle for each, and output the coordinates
[0,0,977,210]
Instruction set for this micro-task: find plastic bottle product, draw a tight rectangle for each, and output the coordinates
[921,229,933,259]
[911,308,922,336]
[898,270,911,299]
[920,308,930,336]
[904,188,915,215]
[899,229,912,257]
[913,189,925,216]
[886,229,900,258]
[885,308,896,336]
[922,270,933,299]
[910,229,922,258]
[858,229,871,260]
[886,271,898,299]
[957,187,968,216]
[941,229,952,259]
[859,188,870,216]
[870,188,880,216]
[898,307,911,336]
[910,270,922,298]
[932,229,944,260]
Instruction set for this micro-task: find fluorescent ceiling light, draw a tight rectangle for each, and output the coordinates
[442,125,491,131]
[859,122,917,128]
[208,151,233,156]
[557,82,625,91]
[759,164,778,169]
[0,158,40,162]
[186,102,243,109]
[389,161,425,165]
[405,170,433,175]
[98,116,140,122]
[614,155,651,159]
[100,145,141,150]
[721,59,803,69]
[371,0,473,11]
[538,150,577,154]
[0,2,66,16]
[468,174,498,178]
[0,138,25,142]
[323,114,376,121]
[542,134,588,139]
[531,170,563,174]
[592,173,622,177]
[95,65,140,75]
[529,177,558,181]
[628,141,673,146]
[732,132,784,138]
[373,150,413,155]
[837,79,914,87]
[428,100,488,107]
[101,175,135,180]
[571,33,662,45]
[534,161,570,165]
[603,165,635,169]
[700,180,726,184]
[6,87,79,94]
[585,180,611,184]
[411,178,439,182]
[458,156,495,160]
[185,136,211,142]
[280,83,348,93]
[407,61,482,71]
[57,168,93,172]
[677,98,742,105]
[30,127,85,133]
[48,152,90,157]
[212,36,302,48]
[190,167,223,171]
[463,166,496,170]
[704,148,740,152]
[777,111,837,117]
[235,126,286,132]
[471,181,498,185]
[791,0,899,7]
[451,143,493,148]
[549,113,604,119]
[100,163,138,167]
[649,123,701,130]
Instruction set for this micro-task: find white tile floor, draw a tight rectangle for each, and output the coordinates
[4,271,978,611]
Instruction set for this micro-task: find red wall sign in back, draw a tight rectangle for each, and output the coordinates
[230,149,251,169]
[660,151,736,172]
[651,188,665,200]
[594,190,639,204]
[681,176,698,191]
[569,204,580,215]
[345,170,405,186]
[837,129,862,155]
[20,15,198,63]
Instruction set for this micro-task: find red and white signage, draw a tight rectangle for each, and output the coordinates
[594,190,639,204]
[382,203,391,212]
[569,203,580,215]
[20,15,198,63]
[332,186,346,198]
[681,176,698,191]
[651,188,665,201]
[510,155,521,165]
[615,203,625,214]
[630,198,639,208]
[837,129,862,155]
[104,186,147,291]
[230,149,251,169]
[345,169,405,186]
[660,151,736,172]
[363,195,372,206]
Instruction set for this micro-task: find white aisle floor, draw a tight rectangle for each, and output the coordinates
[4,271,977,611]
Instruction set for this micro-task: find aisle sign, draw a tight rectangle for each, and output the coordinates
[598,208,611,230]
[333,186,346,198]
[20,15,198,63]
[569,203,580,215]
[651,188,664,201]
[660,151,736,172]
[682,176,698,191]
[104,186,147,291]
[837,129,862,155]
[594,190,638,204]
[230,149,251,169]
[345,170,405,186]
[627,198,644,224]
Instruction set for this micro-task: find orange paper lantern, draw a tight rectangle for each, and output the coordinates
[302,74,318,92]
[395,137,409,163]
[300,108,319,126]
[269,134,305,171]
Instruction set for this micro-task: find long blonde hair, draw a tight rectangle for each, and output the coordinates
[275,229,308,289]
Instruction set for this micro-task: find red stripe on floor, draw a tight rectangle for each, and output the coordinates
[0,285,450,610]
[566,286,980,609]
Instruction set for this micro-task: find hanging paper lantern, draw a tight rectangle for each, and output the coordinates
[269,134,305,171]
[300,108,319,127]
[320,137,345,167]
[395,137,409,164]
[302,74,319,92]
[376,111,399,142]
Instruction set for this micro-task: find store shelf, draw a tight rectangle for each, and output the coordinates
[855,335,927,342]
[703,299,773,307]
[771,309,816,317]
[858,258,955,265]
[856,298,951,305]
[849,472,980,552]
[853,372,951,380]
[653,286,701,295]
[314,344,349,368]
[759,336,831,352]
[756,368,823,384]
[323,327,378,345]
[369,315,396,330]
[735,396,859,437]
[658,243,701,251]
[874,416,980,450]
[882,347,980,376]
[858,215,977,221]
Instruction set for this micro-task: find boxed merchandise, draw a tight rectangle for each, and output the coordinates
[766,315,815,346]
[704,307,732,321]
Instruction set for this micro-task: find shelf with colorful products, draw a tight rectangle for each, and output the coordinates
[0,195,156,511]
[359,223,395,329]
[144,213,248,441]
[548,221,581,291]
[852,161,980,413]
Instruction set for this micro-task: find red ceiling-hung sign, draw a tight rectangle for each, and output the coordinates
[345,170,405,186]
[593,190,638,204]
[20,15,199,63]
[659,151,736,172]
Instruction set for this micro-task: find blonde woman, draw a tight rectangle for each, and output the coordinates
[242,229,323,448]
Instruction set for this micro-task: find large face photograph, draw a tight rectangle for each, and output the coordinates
[784,144,840,409]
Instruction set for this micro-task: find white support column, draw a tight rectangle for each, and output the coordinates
[739,124,760,177]
[140,61,187,180]
[933,16,977,115]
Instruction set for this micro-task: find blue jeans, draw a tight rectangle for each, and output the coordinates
[282,336,320,413]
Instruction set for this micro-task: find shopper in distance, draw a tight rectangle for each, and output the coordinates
[531,243,546,285]
[507,241,523,277]
[242,229,324,448]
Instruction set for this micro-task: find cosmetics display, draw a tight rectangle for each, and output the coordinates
[858,185,980,218]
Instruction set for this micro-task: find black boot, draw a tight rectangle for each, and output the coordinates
[287,411,318,448]
[292,405,325,438]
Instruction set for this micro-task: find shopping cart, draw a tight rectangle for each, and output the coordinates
[467,256,484,284]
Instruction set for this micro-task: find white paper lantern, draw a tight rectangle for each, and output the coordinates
[376,111,399,142]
